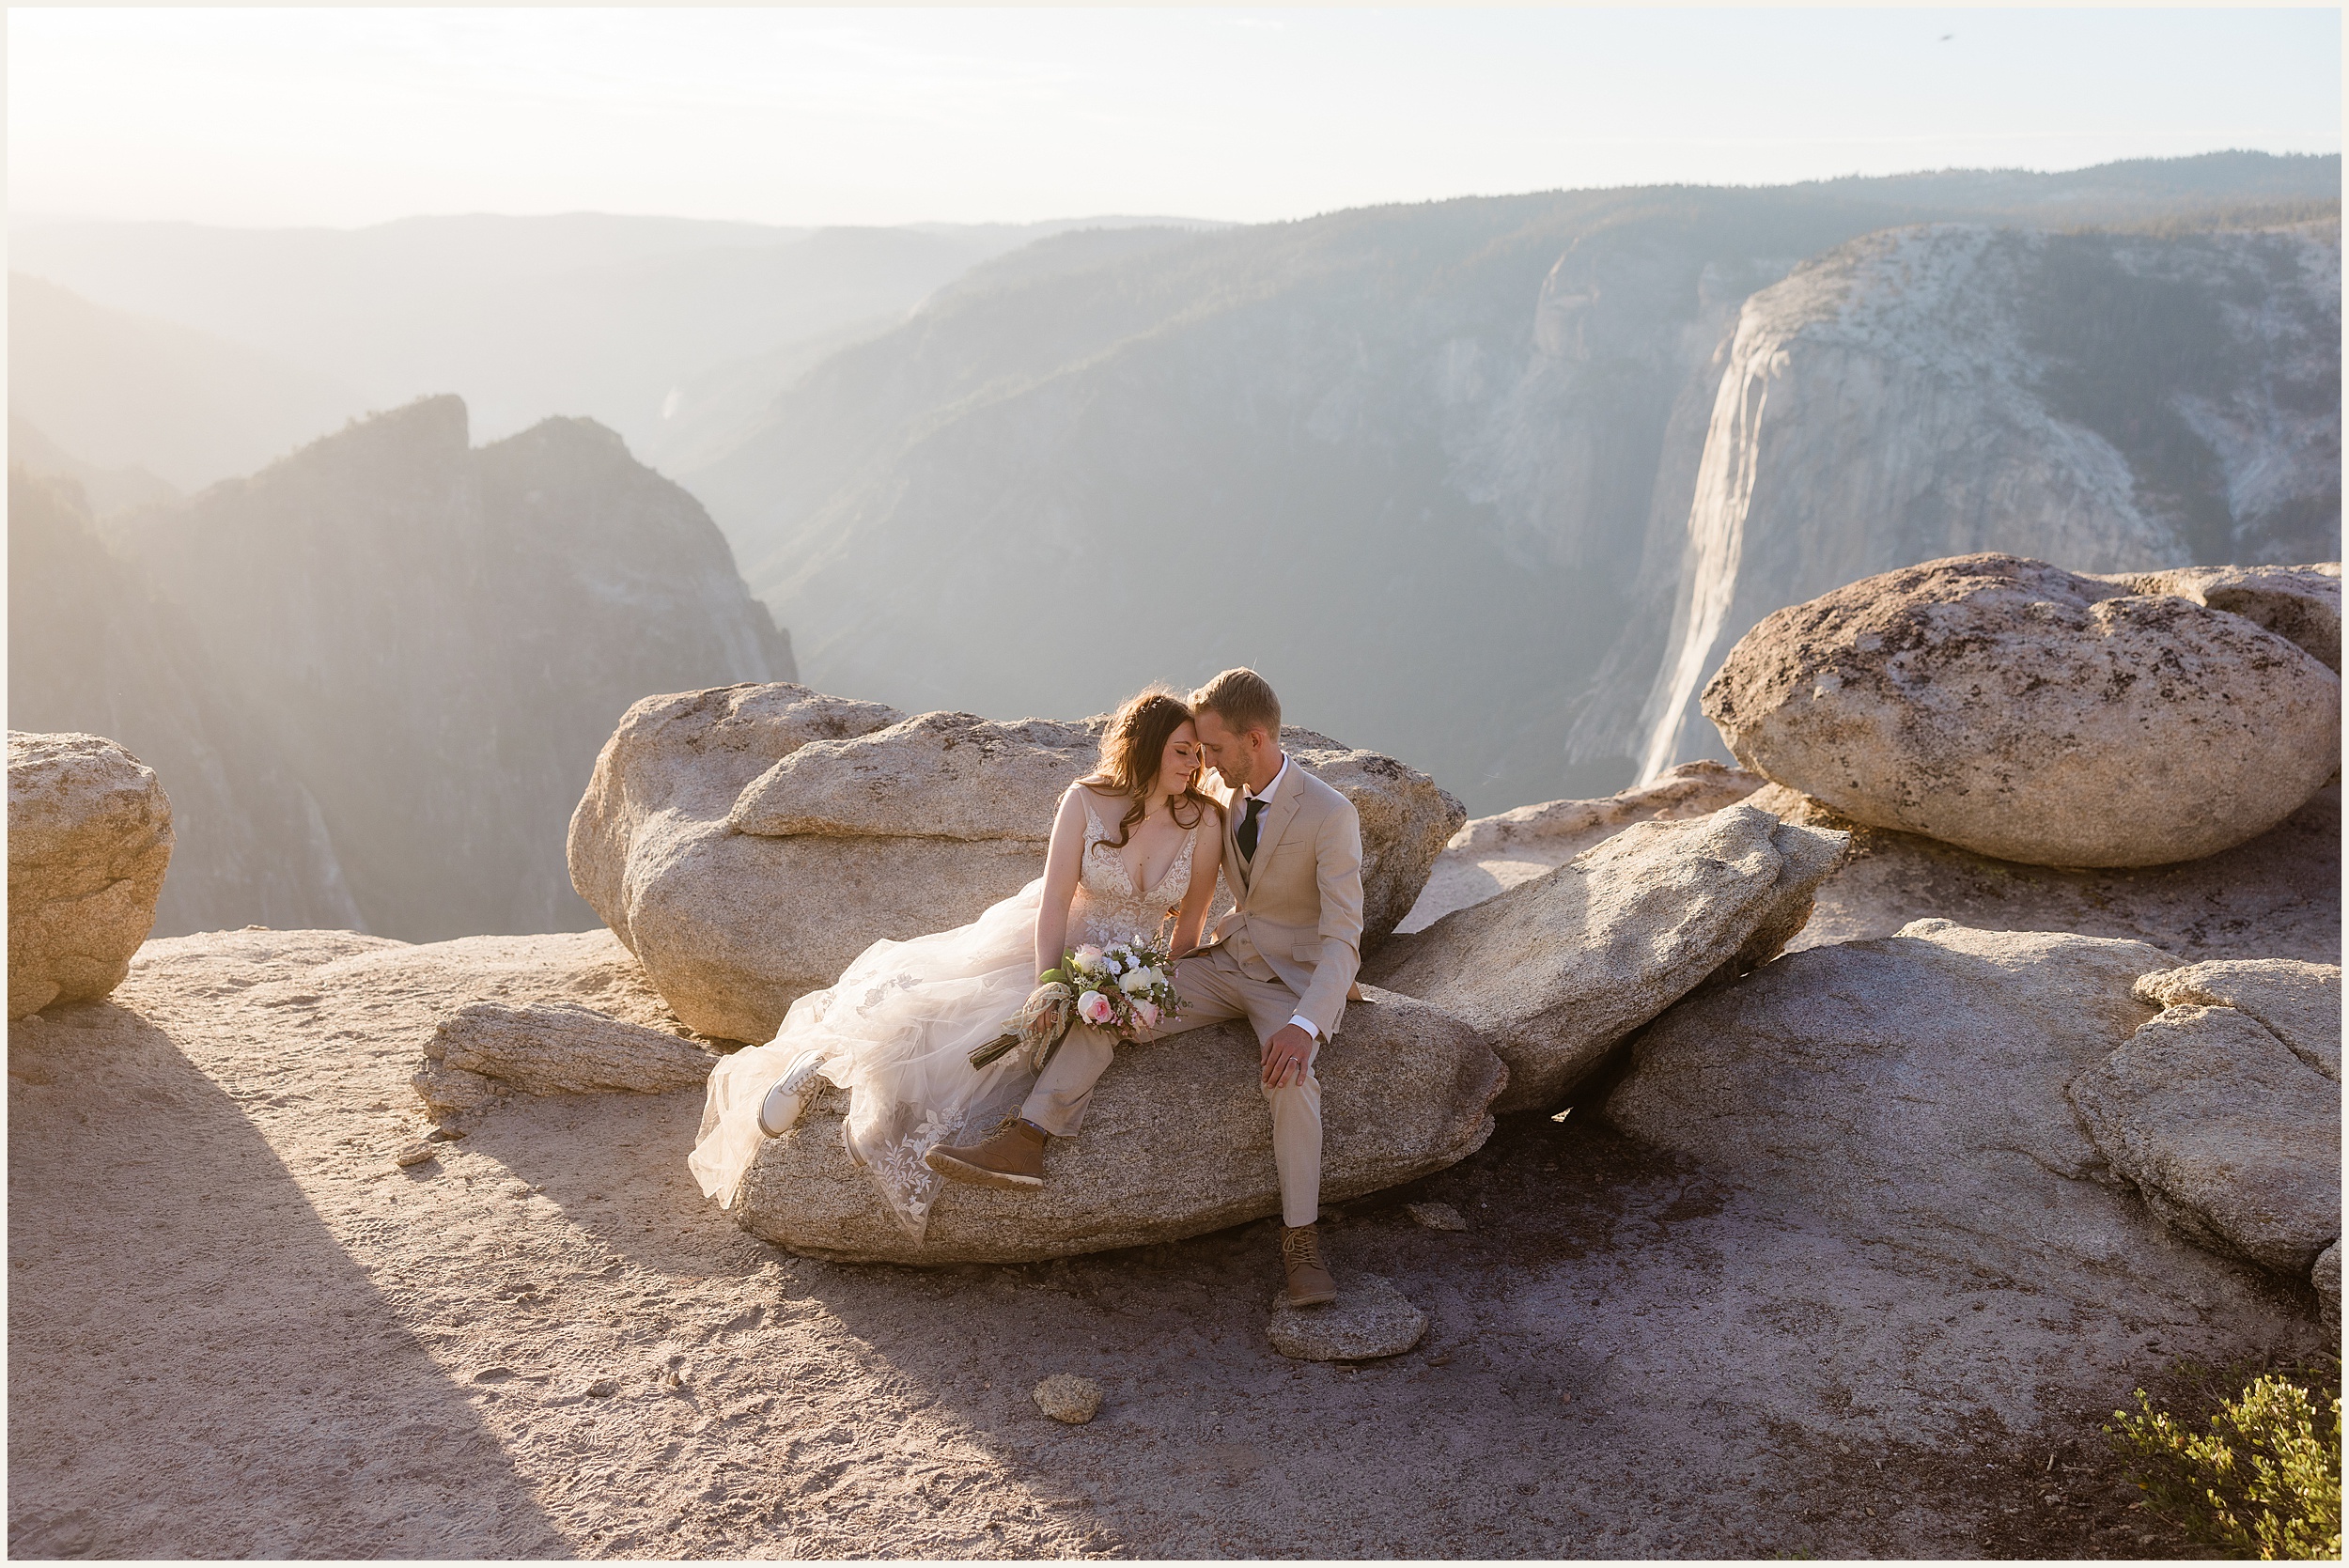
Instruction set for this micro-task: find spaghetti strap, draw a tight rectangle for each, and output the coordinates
[1073,784,1111,843]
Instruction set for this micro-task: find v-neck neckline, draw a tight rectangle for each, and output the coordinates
[1086,791,1186,895]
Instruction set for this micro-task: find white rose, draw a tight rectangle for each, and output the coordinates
[1117,968,1153,994]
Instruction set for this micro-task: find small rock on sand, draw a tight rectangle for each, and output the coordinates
[1267,1274,1428,1361]
[393,1141,438,1168]
[1032,1374,1101,1424]
[585,1377,620,1399]
[1407,1202,1468,1232]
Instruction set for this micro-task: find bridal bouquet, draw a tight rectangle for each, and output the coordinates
[969,936,1183,1072]
[1059,937,1184,1039]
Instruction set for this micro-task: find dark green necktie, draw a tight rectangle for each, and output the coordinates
[1237,796,1266,862]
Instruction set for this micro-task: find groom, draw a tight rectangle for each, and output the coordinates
[931,668,1364,1309]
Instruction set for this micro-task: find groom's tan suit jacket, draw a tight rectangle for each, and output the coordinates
[1203,762,1365,1039]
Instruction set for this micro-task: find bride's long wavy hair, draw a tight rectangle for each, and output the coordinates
[1080,685,1222,849]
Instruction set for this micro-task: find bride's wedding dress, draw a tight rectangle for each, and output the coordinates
[689,785,1202,1239]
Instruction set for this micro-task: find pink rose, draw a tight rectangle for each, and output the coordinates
[1078,990,1116,1026]
[1132,1000,1160,1032]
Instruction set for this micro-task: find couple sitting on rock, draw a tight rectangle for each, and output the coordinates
[689,669,1364,1309]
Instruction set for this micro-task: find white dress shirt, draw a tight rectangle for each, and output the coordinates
[1235,754,1321,1045]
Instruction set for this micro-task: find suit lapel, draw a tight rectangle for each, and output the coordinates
[1241,781,1305,908]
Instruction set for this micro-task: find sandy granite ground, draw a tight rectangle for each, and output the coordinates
[10,916,2321,1560]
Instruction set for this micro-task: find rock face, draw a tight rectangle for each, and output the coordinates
[1399,761,1765,933]
[571,685,1463,1043]
[2136,959,2341,1081]
[729,710,1101,842]
[2069,1002,2340,1279]
[1366,805,1844,1113]
[728,989,1505,1265]
[2105,563,2343,674]
[412,1001,716,1123]
[568,685,903,1043]
[94,396,793,939]
[1603,223,2341,782]
[1703,553,2341,868]
[1755,781,2341,967]
[1607,920,2295,1312]
[8,732,174,1019]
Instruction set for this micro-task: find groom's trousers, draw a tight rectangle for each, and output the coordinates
[1018,942,1323,1227]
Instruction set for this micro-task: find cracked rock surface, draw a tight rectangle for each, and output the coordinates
[1607,919,2305,1318]
[2070,1002,2340,1279]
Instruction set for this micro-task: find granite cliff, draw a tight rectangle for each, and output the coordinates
[46,397,792,938]
[1595,222,2341,778]
[8,469,364,934]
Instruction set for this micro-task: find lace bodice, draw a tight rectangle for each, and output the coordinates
[1069,788,1200,949]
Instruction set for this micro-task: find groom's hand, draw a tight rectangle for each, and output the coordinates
[1262,1023,1315,1088]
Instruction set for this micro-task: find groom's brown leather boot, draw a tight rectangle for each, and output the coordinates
[925,1118,1048,1190]
[1281,1223,1338,1307]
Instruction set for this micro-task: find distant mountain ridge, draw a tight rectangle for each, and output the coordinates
[9,211,1229,478]
[9,272,368,489]
[677,152,2340,812]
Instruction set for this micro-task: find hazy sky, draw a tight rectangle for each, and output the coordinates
[10,8,2341,230]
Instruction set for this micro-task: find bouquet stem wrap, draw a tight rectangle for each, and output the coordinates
[968,981,1074,1073]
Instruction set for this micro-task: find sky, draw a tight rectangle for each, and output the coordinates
[8,7,2341,230]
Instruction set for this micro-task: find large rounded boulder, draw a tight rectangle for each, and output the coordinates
[732,988,1505,1265]
[1701,553,2341,868]
[568,684,1465,1042]
[8,732,175,1019]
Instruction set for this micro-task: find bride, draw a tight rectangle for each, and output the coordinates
[688,686,1223,1239]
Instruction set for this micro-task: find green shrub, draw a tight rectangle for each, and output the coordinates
[2108,1370,2341,1560]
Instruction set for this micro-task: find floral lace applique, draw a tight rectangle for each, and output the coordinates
[866,1105,963,1238]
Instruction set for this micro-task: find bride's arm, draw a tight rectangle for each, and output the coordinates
[1168,836,1220,956]
[1033,788,1088,978]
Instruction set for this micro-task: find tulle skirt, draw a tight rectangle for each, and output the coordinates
[689,877,1049,1239]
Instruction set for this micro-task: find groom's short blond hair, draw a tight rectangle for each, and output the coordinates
[1192,668,1282,741]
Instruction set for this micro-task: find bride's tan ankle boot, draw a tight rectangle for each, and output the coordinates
[1281,1222,1338,1307]
[925,1118,1048,1190]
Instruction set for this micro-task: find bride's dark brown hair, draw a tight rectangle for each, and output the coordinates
[1080,685,1222,849]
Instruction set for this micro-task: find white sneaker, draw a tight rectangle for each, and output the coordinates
[757,1049,831,1138]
